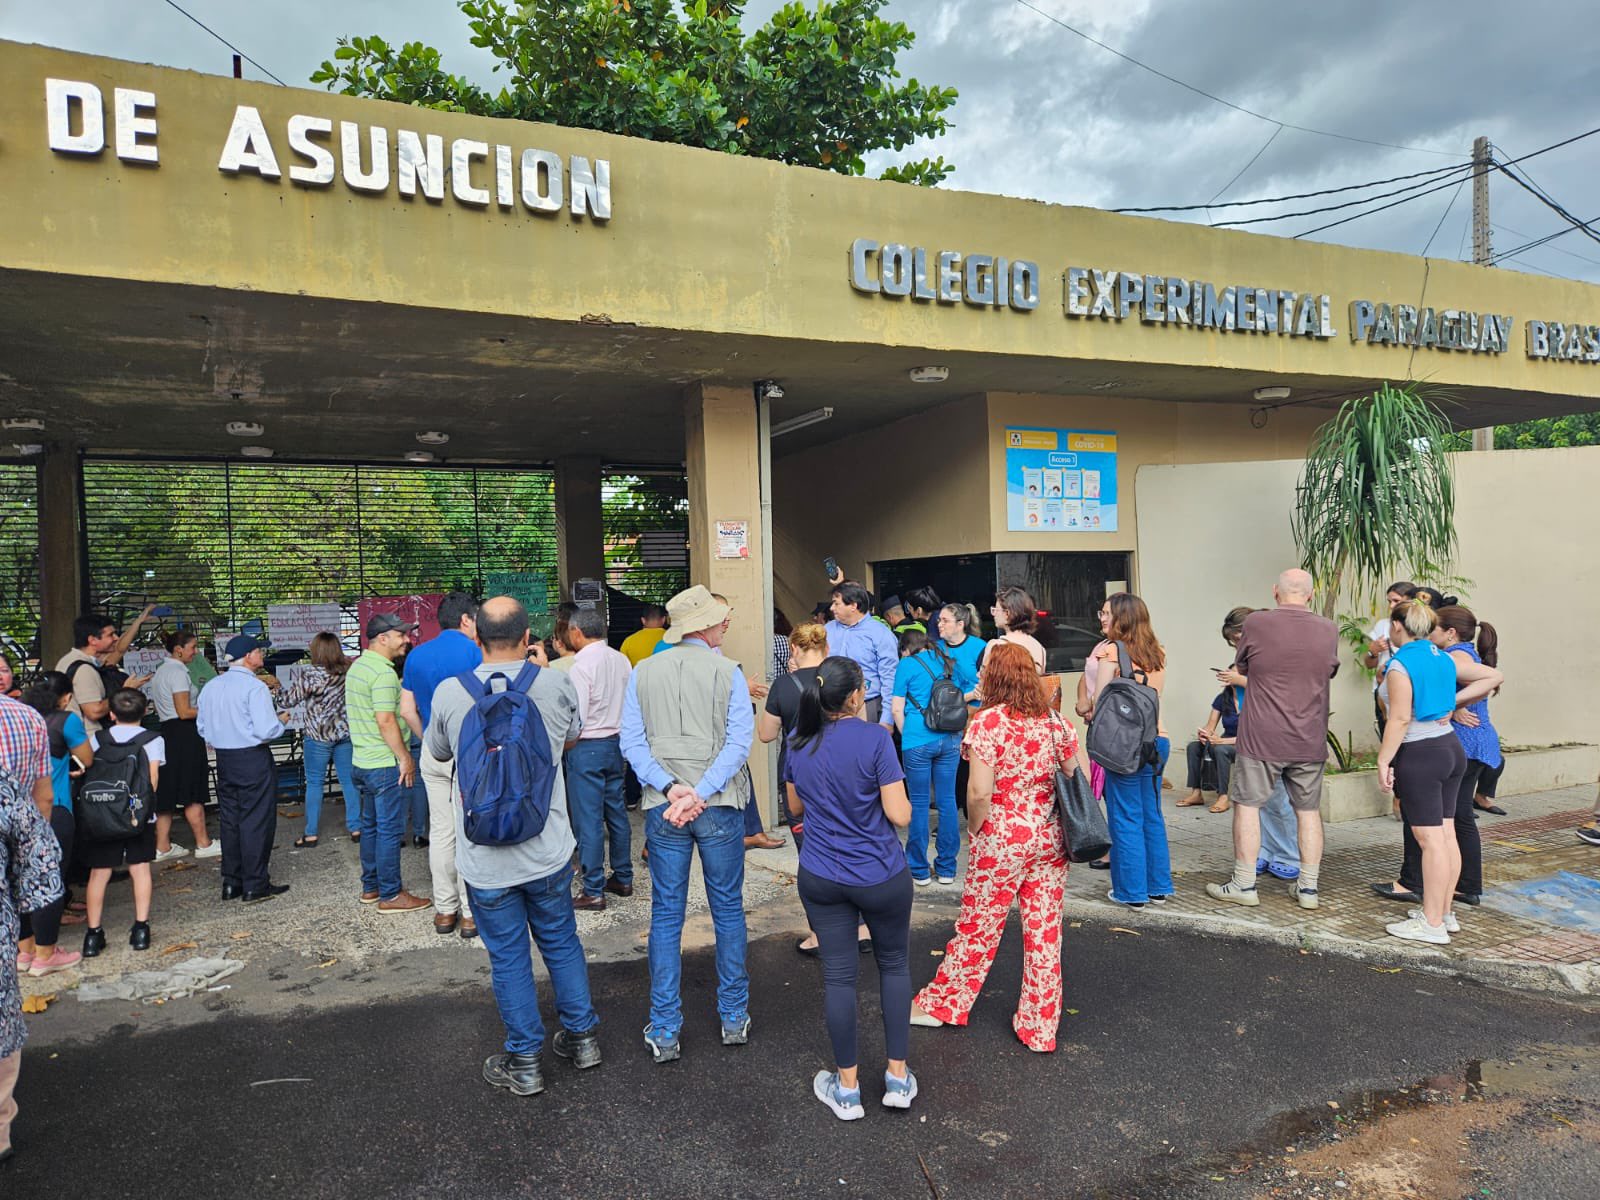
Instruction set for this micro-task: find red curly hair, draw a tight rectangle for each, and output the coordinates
[979,641,1051,718]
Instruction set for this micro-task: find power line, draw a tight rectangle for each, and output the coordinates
[1010,0,1462,157]
[161,0,287,86]
[1492,162,1600,250]
[1113,161,1469,215]
[1206,123,1283,206]
[1420,179,1468,258]
[1217,164,1477,229]
[1490,218,1600,266]
[1291,171,1476,239]
[1490,221,1600,268]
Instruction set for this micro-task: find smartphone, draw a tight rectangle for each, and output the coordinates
[151,605,173,617]
[822,556,838,580]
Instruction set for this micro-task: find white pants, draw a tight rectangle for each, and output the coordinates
[422,749,469,919]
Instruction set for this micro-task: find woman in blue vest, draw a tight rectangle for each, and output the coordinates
[1376,600,1499,945]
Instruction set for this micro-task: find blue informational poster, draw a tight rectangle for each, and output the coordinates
[1004,427,1119,532]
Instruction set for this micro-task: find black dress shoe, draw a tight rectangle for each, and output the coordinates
[129,921,151,951]
[82,926,107,958]
[1454,891,1482,906]
[243,882,291,904]
[552,1028,602,1070]
[483,1052,544,1096]
[221,884,243,901]
[1370,882,1421,903]
[414,835,430,848]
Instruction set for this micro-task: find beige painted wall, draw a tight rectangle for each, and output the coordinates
[7,41,1600,406]
[984,392,1328,559]
[1136,448,1600,768]
[771,393,991,622]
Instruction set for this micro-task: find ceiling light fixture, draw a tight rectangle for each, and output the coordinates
[11,444,43,456]
[908,366,949,384]
[239,445,273,458]
[1252,385,1292,403]
[415,431,450,446]
[2,417,44,432]
[755,379,785,401]
[404,450,437,463]
[226,420,265,437]
[771,406,834,438]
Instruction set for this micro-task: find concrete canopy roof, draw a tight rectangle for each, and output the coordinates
[5,41,1600,463]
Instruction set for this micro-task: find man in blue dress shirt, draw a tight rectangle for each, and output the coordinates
[825,580,899,729]
[197,635,288,903]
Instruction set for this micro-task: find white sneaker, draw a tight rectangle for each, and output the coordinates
[1290,881,1320,911]
[1205,880,1260,907]
[935,876,955,886]
[913,876,931,887]
[1387,915,1451,945]
[882,1069,919,1109]
[193,842,222,860]
[153,844,189,863]
[813,1070,865,1121]
[1408,907,1460,934]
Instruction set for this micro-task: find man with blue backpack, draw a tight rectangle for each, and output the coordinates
[423,596,600,1097]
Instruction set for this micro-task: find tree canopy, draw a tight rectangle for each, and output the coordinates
[312,0,958,186]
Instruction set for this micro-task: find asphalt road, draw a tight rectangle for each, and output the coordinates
[10,919,1598,1199]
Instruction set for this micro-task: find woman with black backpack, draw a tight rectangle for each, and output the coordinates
[1090,593,1172,909]
[891,630,976,887]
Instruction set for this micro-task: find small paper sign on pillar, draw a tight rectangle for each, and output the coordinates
[716,519,750,559]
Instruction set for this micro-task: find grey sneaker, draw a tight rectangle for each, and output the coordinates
[882,1069,919,1110]
[551,1028,602,1070]
[1386,915,1450,945]
[721,1015,752,1046]
[813,1070,865,1121]
[482,1052,544,1096]
[1408,906,1460,934]
[643,1025,680,1064]
[1205,880,1260,907]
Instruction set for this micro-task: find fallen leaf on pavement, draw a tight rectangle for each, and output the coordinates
[1367,966,1402,974]
[1327,1101,1340,1110]
[1069,921,1083,928]
[161,941,199,955]
[230,931,252,940]
[1065,1008,1079,1015]
[929,949,944,956]
[167,886,192,895]
[313,957,338,969]
[163,861,196,873]
[21,993,54,1013]
[1108,927,1141,936]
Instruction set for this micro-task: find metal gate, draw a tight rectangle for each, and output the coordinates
[82,458,561,643]
[603,467,689,608]
[0,462,39,662]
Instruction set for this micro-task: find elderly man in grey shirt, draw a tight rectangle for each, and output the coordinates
[424,595,601,1099]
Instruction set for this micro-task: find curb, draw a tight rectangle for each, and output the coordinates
[1060,896,1600,999]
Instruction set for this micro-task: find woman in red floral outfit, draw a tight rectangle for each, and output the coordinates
[910,642,1088,1052]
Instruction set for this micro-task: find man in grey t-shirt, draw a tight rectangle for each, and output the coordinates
[424,596,600,1098]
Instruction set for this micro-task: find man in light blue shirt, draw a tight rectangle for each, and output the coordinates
[197,636,287,903]
[621,585,754,1063]
[825,580,899,728]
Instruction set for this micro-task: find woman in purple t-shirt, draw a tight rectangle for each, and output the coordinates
[785,655,916,1120]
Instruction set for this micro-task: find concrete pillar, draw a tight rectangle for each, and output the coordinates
[554,455,605,620]
[684,382,774,824]
[37,443,83,665]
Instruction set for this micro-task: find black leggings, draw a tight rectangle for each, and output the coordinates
[19,806,74,947]
[797,864,913,1067]
[1400,756,1486,896]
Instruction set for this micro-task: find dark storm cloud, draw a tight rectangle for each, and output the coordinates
[6,0,1599,279]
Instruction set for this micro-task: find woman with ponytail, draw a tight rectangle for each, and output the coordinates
[785,656,916,1119]
[1373,601,1501,944]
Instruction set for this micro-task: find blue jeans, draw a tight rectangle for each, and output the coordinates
[352,764,406,900]
[1258,782,1301,873]
[302,736,356,839]
[468,867,599,1055]
[645,804,748,1037]
[565,737,633,896]
[1105,737,1173,904]
[406,737,428,837]
[904,734,961,880]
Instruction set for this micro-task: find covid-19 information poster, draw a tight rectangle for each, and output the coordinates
[1004,427,1119,532]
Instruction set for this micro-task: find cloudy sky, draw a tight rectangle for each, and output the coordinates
[6,0,1599,282]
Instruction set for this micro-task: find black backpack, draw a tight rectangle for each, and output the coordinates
[77,729,158,843]
[65,656,128,698]
[1086,642,1161,776]
[907,647,969,734]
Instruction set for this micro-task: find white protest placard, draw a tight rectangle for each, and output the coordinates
[267,603,342,651]
[123,647,166,689]
[275,664,312,731]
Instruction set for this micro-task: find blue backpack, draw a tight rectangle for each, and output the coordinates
[453,663,556,846]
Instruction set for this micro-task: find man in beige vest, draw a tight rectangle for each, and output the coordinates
[620,585,755,1064]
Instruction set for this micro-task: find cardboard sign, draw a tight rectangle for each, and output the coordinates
[267,602,343,650]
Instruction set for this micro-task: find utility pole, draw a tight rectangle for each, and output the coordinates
[1471,135,1495,452]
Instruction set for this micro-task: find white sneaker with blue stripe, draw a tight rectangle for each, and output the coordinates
[813,1070,865,1120]
[882,1069,918,1110]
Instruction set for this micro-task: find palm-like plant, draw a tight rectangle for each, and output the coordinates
[1293,383,1457,618]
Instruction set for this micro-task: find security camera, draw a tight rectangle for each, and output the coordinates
[757,380,785,401]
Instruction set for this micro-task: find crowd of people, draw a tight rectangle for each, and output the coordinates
[0,559,1592,1154]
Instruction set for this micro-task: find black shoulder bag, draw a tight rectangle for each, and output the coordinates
[1047,712,1112,863]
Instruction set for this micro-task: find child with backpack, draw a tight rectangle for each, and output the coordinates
[79,688,164,956]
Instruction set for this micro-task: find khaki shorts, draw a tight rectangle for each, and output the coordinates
[1231,756,1324,813]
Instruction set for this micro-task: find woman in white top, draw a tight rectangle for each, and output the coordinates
[988,586,1047,675]
[149,631,219,863]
